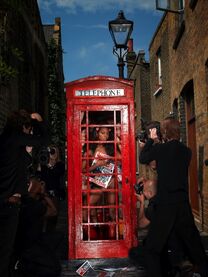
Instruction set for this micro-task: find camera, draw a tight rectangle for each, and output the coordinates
[134,182,144,195]
[38,147,56,165]
[137,121,161,142]
[137,130,148,143]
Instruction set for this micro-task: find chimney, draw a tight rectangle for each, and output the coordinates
[127,38,134,52]
[126,38,136,78]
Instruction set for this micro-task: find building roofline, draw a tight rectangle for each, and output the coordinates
[148,12,167,50]
[128,51,149,79]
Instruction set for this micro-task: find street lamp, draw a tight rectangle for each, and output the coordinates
[155,0,184,13]
[109,10,133,78]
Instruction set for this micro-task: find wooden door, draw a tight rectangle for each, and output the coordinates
[186,94,199,214]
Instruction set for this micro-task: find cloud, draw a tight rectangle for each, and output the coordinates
[92,42,107,50]
[37,0,54,13]
[78,47,88,59]
[39,0,156,14]
[74,24,107,30]
[77,42,107,60]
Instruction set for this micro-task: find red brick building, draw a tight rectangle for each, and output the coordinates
[129,0,208,232]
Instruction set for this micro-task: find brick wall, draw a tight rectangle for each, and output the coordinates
[0,0,48,130]
[149,0,208,232]
[128,50,151,176]
[149,16,172,122]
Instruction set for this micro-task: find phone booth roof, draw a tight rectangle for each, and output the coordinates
[65,75,134,103]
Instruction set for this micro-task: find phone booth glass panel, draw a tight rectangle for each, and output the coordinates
[66,76,137,259]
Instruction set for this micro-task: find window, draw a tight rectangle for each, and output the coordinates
[156,0,184,13]
[157,48,162,86]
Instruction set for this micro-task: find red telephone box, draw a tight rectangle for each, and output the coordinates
[66,76,137,259]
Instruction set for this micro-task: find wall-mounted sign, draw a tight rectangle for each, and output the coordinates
[75,88,125,97]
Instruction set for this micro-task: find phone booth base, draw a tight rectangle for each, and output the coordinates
[66,76,137,259]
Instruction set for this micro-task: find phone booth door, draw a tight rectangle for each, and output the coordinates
[66,76,137,259]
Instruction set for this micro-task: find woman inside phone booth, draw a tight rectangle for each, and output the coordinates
[82,123,122,239]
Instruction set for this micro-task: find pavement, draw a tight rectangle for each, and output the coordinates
[61,258,146,276]
[57,200,208,277]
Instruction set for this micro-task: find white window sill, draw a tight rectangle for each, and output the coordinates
[153,86,162,96]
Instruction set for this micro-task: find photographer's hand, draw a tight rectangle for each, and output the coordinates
[31,113,43,122]
[139,140,146,150]
[149,128,158,141]
[8,194,21,205]
[135,193,145,203]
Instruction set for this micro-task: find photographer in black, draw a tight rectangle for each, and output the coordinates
[0,110,49,277]
[15,176,57,254]
[37,145,65,232]
[129,178,158,268]
[133,178,192,277]
[139,117,208,277]
[134,177,157,229]
[129,122,160,267]
[132,120,194,276]
[14,176,61,277]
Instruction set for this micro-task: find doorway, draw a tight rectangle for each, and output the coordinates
[181,81,199,214]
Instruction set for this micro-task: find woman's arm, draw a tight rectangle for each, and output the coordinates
[136,193,150,228]
[43,194,57,217]
[88,158,108,172]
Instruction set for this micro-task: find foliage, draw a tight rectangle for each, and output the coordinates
[47,38,66,155]
[0,56,18,80]
[0,47,24,84]
[0,2,24,84]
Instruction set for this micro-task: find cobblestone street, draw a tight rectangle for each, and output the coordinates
[61,259,146,276]
[57,200,208,277]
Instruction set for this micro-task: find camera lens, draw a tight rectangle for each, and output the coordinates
[49,148,56,155]
[38,148,49,165]
[40,155,47,162]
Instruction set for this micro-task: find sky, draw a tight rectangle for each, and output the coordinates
[37,0,164,83]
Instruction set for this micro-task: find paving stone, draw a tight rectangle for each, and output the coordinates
[57,201,208,277]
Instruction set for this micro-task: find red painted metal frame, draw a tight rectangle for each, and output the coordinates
[66,76,137,259]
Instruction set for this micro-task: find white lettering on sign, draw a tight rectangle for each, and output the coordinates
[75,89,125,97]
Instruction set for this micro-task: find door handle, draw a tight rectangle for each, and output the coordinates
[125,177,129,184]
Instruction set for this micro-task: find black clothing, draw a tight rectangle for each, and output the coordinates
[0,121,48,200]
[0,204,19,277]
[15,196,62,277]
[40,161,65,198]
[39,161,65,231]
[145,196,156,221]
[140,139,191,205]
[0,120,48,277]
[17,149,33,196]
[139,139,208,277]
[15,195,47,253]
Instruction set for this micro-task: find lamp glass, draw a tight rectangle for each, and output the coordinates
[110,23,132,47]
